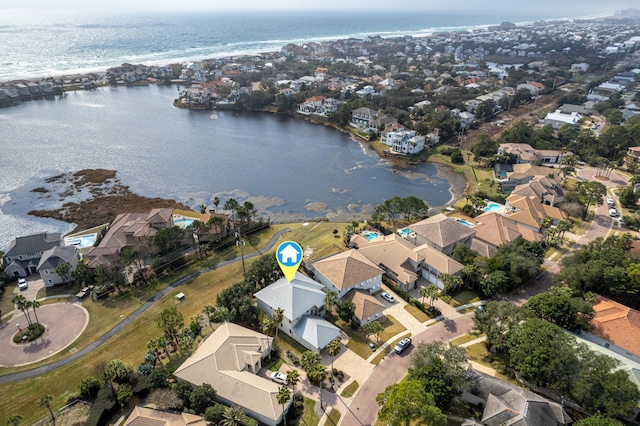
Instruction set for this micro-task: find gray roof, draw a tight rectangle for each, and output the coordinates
[3,232,62,262]
[37,245,78,271]
[292,315,340,351]
[470,371,571,426]
[254,272,326,322]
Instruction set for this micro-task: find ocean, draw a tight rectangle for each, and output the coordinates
[0,9,608,81]
[0,8,608,250]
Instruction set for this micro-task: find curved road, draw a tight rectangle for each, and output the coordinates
[0,228,291,385]
[340,314,475,426]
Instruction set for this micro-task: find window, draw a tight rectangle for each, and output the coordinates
[48,280,52,284]
[44,269,49,275]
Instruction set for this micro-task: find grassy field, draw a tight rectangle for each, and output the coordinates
[449,333,483,346]
[0,222,348,423]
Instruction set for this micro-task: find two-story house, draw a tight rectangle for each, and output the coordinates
[254,272,340,352]
[403,214,476,256]
[350,107,380,129]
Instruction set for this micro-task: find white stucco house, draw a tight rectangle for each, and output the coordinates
[254,272,340,352]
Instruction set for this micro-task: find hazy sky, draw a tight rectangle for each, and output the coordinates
[1,0,638,14]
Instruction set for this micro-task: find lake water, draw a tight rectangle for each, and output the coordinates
[0,85,463,250]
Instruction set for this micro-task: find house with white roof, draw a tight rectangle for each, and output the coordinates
[254,272,340,352]
[174,322,289,426]
[543,109,583,130]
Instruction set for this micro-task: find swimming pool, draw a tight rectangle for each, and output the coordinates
[363,231,381,241]
[397,228,414,238]
[483,203,502,213]
[174,217,196,228]
[64,233,97,248]
[456,218,475,227]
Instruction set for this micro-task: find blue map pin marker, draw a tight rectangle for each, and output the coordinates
[276,241,303,282]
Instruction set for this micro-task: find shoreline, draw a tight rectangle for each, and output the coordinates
[0,9,621,84]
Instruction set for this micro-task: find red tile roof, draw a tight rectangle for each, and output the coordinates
[591,296,640,357]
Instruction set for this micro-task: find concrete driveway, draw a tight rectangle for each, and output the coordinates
[10,275,44,303]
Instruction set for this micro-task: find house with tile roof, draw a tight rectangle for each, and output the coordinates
[351,233,463,291]
[3,232,64,278]
[505,195,566,231]
[583,297,640,364]
[311,249,383,298]
[509,176,564,206]
[471,212,543,255]
[463,371,572,426]
[404,213,476,255]
[174,322,288,426]
[254,272,340,352]
[124,406,206,426]
[84,208,176,271]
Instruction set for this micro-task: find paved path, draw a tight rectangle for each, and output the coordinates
[0,303,89,366]
[339,314,475,426]
[0,228,291,385]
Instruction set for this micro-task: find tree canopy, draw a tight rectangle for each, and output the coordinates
[376,380,447,426]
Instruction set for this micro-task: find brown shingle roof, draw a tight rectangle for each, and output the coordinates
[312,249,383,291]
[124,406,206,426]
[342,289,385,322]
[591,297,640,357]
[410,214,476,249]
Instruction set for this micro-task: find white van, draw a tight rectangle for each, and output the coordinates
[609,208,619,217]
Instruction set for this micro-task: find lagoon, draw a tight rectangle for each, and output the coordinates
[0,84,463,249]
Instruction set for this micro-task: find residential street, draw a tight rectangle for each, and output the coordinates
[339,315,475,426]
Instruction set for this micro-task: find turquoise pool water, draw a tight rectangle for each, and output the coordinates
[174,217,196,228]
[456,218,475,227]
[398,228,414,238]
[64,233,97,248]
[363,231,381,241]
[483,203,502,213]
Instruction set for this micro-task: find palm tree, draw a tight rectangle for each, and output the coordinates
[199,204,207,214]
[224,198,239,223]
[11,295,32,326]
[213,196,220,213]
[418,286,429,305]
[146,338,160,364]
[556,219,573,239]
[39,394,55,424]
[323,291,338,316]
[221,405,250,426]
[276,385,291,426]
[31,300,41,324]
[326,340,341,374]
[272,307,284,340]
[308,365,327,410]
[286,369,300,393]
[424,284,440,307]
[202,304,216,329]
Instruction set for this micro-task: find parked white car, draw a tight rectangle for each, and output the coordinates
[609,208,619,217]
[381,292,396,303]
[270,371,287,385]
[17,278,28,290]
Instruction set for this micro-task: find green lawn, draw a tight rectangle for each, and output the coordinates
[298,398,320,426]
[465,342,514,384]
[440,290,481,308]
[342,315,406,359]
[340,380,359,398]
[403,303,430,322]
[326,408,341,425]
[0,222,349,423]
[450,333,483,346]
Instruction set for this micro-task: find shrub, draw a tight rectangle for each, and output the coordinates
[138,363,153,375]
[13,323,45,343]
[86,386,117,426]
